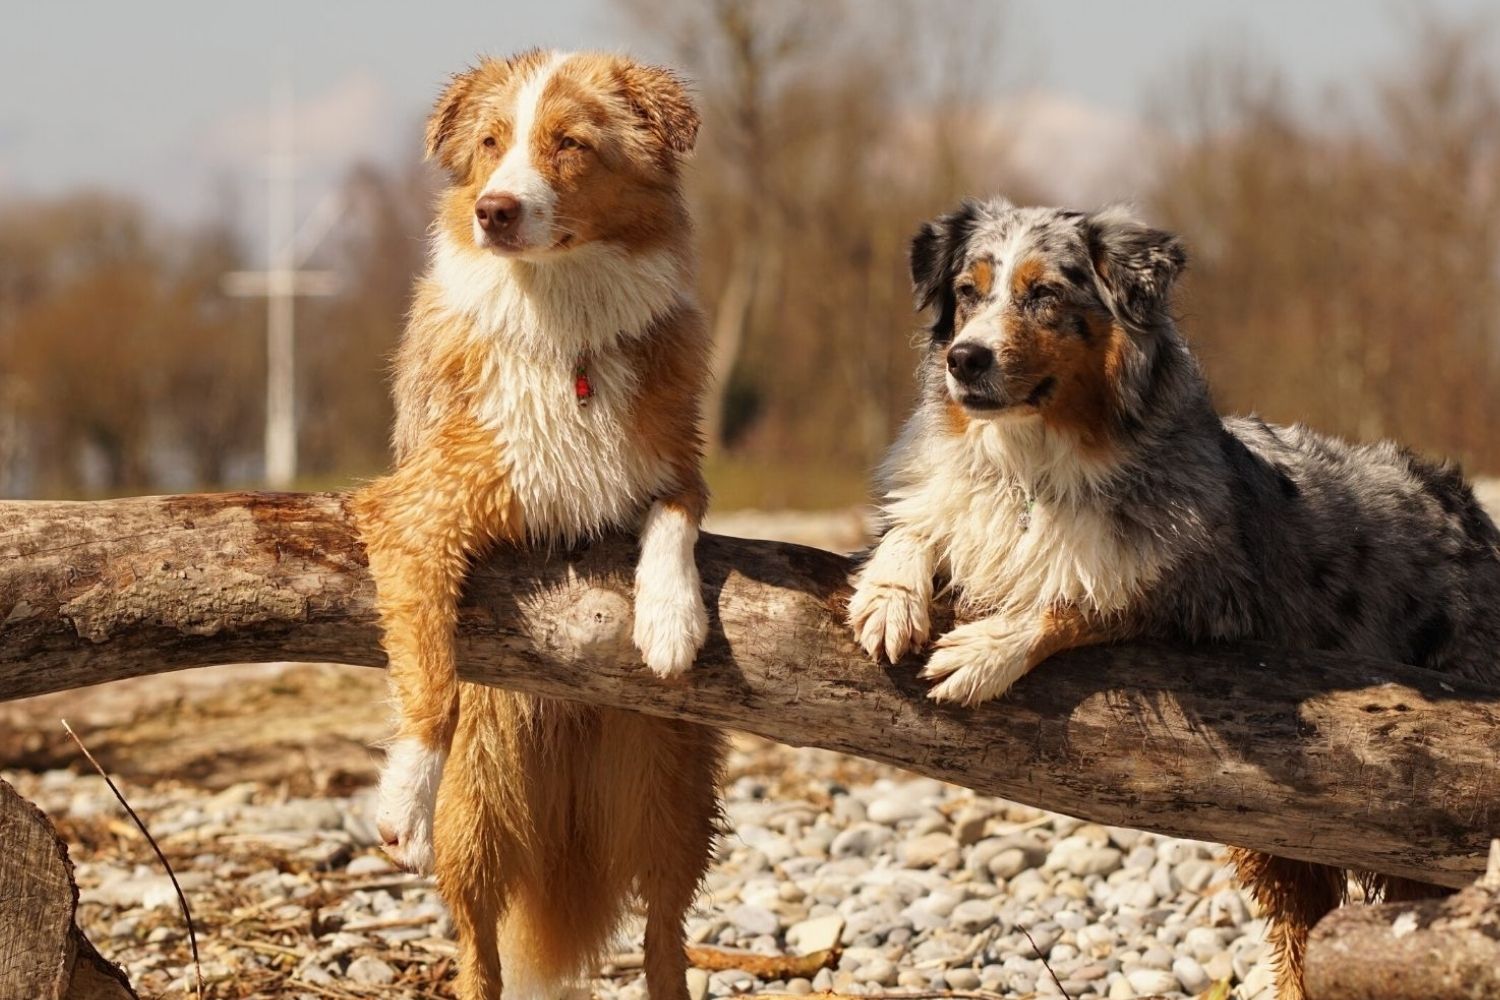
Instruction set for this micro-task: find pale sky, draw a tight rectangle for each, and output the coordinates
[2,0,1495,230]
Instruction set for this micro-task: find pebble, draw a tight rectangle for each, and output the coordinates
[345,955,396,985]
[786,914,844,953]
[899,832,960,868]
[1125,967,1180,994]
[8,726,1288,1000]
[1173,954,1212,993]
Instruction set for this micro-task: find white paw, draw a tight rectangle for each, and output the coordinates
[848,575,931,663]
[634,585,709,679]
[374,738,446,874]
[921,619,1034,706]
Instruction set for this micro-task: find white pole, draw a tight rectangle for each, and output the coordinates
[265,62,297,489]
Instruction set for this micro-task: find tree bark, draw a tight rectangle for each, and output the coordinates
[1304,843,1500,999]
[2,492,1498,888]
[0,778,137,1000]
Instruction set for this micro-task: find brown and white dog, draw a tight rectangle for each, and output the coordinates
[352,50,723,1000]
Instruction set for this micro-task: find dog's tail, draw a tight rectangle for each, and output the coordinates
[498,870,624,1000]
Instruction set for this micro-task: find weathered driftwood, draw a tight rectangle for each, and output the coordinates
[2,492,1498,888]
[1304,841,1500,999]
[0,778,137,1000]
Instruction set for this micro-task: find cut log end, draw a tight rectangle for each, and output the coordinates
[1304,849,1500,1000]
[0,778,136,1000]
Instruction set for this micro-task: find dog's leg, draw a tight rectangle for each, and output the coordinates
[634,722,723,1000]
[1229,847,1345,1000]
[634,489,710,679]
[353,450,514,873]
[922,603,1116,706]
[435,722,510,1000]
[848,527,935,662]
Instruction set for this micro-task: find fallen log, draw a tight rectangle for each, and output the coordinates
[0,778,136,1000]
[1,492,1498,888]
[1303,841,1500,999]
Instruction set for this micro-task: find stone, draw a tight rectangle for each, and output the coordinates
[786,913,845,953]
[900,832,960,869]
[951,807,990,846]
[944,967,981,990]
[686,967,710,1000]
[856,957,898,986]
[987,847,1032,880]
[1047,836,1124,877]
[830,822,894,858]
[346,854,396,876]
[345,956,396,985]
[1124,967,1179,995]
[727,903,779,938]
[949,898,996,933]
[1172,955,1211,994]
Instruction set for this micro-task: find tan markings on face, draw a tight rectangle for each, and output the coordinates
[1009,257,1047,299]
[1004,300,1123,455]
[943,398,971,435]
[966,259,994,298]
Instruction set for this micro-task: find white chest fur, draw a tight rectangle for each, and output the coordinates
[430,234,686,543]
[883,415,1161,617]
[471,344,667,542]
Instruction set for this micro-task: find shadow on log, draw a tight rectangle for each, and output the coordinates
[1,491,1498,888]
[0,778,136,999]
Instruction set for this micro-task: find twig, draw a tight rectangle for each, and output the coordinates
[1019,923,1071,1000]
[62,718,205,1000]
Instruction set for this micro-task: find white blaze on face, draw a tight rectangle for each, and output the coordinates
[475,52,570,251]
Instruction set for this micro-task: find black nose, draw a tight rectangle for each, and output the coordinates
[475,193,522,235]
[946,342,994,382]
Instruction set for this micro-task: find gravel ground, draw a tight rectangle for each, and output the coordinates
[3,732,1272,1000]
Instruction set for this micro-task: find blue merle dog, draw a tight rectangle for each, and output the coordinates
[848,196,1500,999]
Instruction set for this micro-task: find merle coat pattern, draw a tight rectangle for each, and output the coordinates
[849,196,1500,999]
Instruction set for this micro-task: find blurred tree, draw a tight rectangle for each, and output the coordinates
[1150,16,1500,471]
[298,160,434,480]
[616,0,1027,487]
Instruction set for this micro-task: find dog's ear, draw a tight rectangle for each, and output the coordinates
[1085,207,1187,328]
[425,66,482,178]
[614,60,701,161]
[910,201,980,342]
[426,52,551,179]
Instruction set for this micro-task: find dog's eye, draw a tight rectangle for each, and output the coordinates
[482,136,498,149]
[559,136,587,152]
[1027,283,1061,307]
[954,280,980,305]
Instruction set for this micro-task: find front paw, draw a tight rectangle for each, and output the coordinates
[634,586,709,679]
[921,619,1033,706]
[848,577,931,663]
[374,738,446,874]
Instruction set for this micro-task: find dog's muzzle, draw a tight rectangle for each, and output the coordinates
[945,342,1052,412]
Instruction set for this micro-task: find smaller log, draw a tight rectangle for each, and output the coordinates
[1304,840,1500,1000]
[0,778,136,1000]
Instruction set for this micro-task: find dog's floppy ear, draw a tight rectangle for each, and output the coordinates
[614,60,701,161]
[910,201,980,342]
[1085,206,1187,328]
[425,66,482,178]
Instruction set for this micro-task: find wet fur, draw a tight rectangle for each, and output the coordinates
[851,196,1500,998]
[353,50,723,1000]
